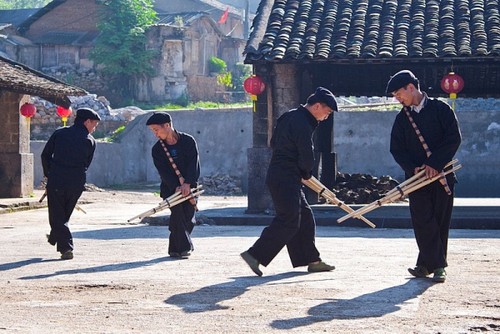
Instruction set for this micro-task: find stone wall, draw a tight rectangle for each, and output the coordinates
[27,102,500,198]
[31,107,254,191]
[187,76,220,102]
[43,67,109,96]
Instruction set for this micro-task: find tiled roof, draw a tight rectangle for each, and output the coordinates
[0,55,87,108]
[30,31,100,46]
[245,0,500,62]
[0,9,38,27]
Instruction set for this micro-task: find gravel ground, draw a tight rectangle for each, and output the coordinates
[0,189,499,333]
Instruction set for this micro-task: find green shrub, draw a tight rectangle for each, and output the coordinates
[230,63,252,91]
[208,56,227,73]
[217,71,233,89]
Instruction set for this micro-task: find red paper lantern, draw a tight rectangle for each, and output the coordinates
[20,102,36,118]
[440,72,464,99]
[56,106,72,126]
[243,75,266,96]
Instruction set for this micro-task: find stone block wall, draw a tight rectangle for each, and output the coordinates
[0,92,33,197]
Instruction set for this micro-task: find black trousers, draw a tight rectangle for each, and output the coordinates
[47,187,82,253]
[248,175,321,267]
[408,180,455,272]
[168,200,195,255]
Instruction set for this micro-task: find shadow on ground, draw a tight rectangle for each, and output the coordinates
[18,256,172,280]
[165,272,310,313]
[271,279,433,329]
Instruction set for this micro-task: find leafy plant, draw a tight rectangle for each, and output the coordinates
[208,56,227,74]
[230,63,252,91]
[217,71,233,89]
[90,0,157,97]
[108,125,126,142]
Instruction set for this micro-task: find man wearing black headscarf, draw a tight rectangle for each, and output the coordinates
[241,87,337,276]
[387,70,462,282]
[42,108,100,260]
[146,112,200,258]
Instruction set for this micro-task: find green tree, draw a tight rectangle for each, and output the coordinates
[90,0,157,98]
[0,0,50,9]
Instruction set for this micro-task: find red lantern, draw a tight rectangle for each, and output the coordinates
[440,71,464,109]
[20,102,37,118]
[56,106,72,126]
[243,75,266,112]
[243,75,266,96]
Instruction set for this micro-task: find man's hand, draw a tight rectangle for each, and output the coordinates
[415,165,439,179]
[180,183,191,197]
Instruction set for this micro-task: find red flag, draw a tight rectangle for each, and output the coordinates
[218,7,229,24]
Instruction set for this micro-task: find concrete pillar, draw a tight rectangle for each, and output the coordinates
[246,64,301,213]
[0,92,34,198]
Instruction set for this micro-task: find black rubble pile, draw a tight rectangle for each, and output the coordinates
[199,174,243,196]
[332,172,401,204]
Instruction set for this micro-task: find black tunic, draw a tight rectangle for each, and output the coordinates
[390,98,461,181]
[267,105,318,182]
[41,123,96,190]
[151,131,200,199]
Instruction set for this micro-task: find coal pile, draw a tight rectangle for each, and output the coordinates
[332,172,401,204]
[199,174,243,196]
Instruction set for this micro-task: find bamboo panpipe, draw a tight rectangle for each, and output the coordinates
[128,185,203,222]
[302,176,376,228]
[337,162,461,223]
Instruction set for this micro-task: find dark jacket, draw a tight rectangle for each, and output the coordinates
[390,97,462,180]
[41,122,96,190]
[151,131,200,199]
[267,106,319,182]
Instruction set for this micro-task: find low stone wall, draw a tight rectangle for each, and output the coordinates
[334,104,500,197]
[30,103,500,197]
[32,107,254,192]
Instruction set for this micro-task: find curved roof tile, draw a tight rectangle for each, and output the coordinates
[245,0,500,62]
[0,55,87,108]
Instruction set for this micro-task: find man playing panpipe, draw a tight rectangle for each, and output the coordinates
[146,112,200,259]
[241,87,336,276]
[387,70,462,283]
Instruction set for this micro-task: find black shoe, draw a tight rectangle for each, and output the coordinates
[180,251,191,258]
[169,252,180,258]
[240,251,262,276]
[308,261,335,273]
[60,250,74,260]
[432,268,446,283]
[408,265,430,278]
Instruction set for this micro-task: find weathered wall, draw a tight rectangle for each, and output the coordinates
[32,108,253,190]
[29,106,500,197]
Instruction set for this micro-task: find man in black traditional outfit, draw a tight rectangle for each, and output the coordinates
[241,87,337,276]
[146,112,200,258]
[387,70,462,282]
[42,108,100,260]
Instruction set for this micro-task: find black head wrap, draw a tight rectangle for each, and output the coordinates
[146,112,172,125]
[306,87,338,111]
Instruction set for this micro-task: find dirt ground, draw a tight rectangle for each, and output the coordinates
[0,189,499,333]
